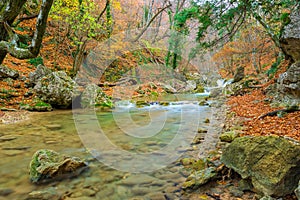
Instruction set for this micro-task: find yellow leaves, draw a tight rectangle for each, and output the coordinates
[112,0,122,11]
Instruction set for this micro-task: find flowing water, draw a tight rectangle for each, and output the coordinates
[0,97,215,200]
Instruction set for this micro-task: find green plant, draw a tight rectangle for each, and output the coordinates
[28,56,44,67]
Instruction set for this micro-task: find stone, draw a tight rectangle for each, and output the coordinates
[276,62,300,101]
[192,133,205,145]
[135,100,150,107]
[219,131,239,143]
[280,7,300,62]
[295,180,300,200]
[26,187,60,200]
[29,149,88,184]
[0,188,14,196]
[146,192,166,200]
[34,71,79,108]
[117,174,157,186]
[221,136,300,197]
[27,64,52,87]
[259,196,276,200]
[182,167,217,190]
[233,66,245,83]
[198,128,208,133]
[81,84,113,108]
[229,186,244,198]
[180,158,197,166]
[0,65,19,79]
[0,135,17,142]
[199,100,209,106]
[44,124,62,130]
[20,101,53,112]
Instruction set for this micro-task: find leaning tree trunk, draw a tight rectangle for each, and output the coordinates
[0,0,53,64]
[0,0,27,63]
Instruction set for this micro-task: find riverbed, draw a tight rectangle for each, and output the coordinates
[0,97,218,200]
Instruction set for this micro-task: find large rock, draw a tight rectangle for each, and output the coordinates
[280,7,300,62]
[34,71,78,108]
[276,62,300,102]
[0,65,19,79]
[29,149,88,184]
[81,84,113,108]
[221,136,300,197]
[28,64,52,87]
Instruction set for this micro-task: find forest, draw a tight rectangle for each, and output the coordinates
[0,0,299,200]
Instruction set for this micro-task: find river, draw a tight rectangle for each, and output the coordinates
[0,95,217,200]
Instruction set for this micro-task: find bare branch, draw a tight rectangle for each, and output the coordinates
[132,4,172,42]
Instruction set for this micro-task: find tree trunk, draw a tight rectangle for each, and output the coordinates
[0,0,53,64]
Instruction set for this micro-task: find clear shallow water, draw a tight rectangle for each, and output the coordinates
[0,101,212,200]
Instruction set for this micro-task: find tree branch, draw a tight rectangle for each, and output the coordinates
[0,0,54,59]
[132,4,172,42]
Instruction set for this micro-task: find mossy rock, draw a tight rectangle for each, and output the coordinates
[194,85,205,93]
[136,100,150,107]
[221,136,300,197]
[219,131,239,143]
[29,149,88,184]
[158,101,169,106]
[182,167,217,190]
[199,100,209,106]
[20,101,52,112]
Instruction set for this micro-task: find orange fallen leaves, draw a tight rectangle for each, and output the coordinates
[227,89,300,141]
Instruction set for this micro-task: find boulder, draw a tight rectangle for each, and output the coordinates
[233,66,245,83]
[221,136,300,197]
[29,149,88,184]
[280,7,300,62]
[27,64,52,87]
[34,71,78,108]
[80,84,113,108]
[0,65,19,79]
[276,62,300,102]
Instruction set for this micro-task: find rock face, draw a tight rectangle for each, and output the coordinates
[28,64,52,87]
[276,62,300,102]
[221,136,300,197]
[34,71,78,108]
[0,65,19,79]
[29,149,88,184]
[280,7,300,62]
[277,7,300,103]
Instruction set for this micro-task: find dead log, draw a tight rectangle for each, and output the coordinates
[258,106,299,119]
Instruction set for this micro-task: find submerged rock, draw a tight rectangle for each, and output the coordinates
[26,187,60,200]
[221,136,300,197]
[182,167,217,190]
[136,100,150,107]
[29,149,88,184]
